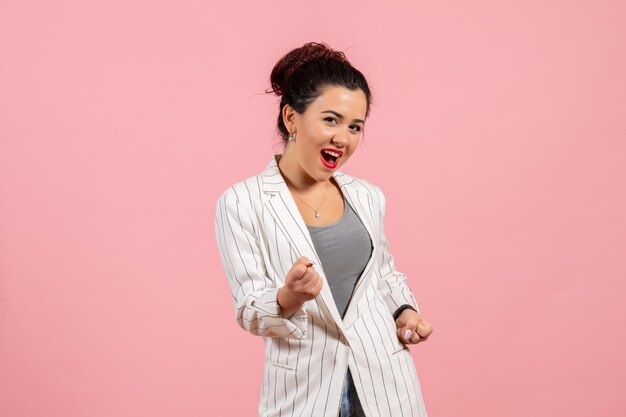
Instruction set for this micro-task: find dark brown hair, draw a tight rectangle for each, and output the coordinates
[265,42,373,143]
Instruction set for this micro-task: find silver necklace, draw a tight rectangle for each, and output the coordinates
[289,181,328,218]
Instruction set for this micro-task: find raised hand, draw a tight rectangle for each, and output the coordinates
[277,256,323,317]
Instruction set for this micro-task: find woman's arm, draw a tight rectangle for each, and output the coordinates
[373,185,421,316]
[215,187,307,339]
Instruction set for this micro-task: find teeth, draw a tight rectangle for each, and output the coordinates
[323,150,341,158]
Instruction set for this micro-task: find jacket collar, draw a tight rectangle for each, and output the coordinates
[260,154,376,331]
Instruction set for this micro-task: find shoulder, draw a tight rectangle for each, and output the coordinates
[337,171,385,201]
[215,174,264,212]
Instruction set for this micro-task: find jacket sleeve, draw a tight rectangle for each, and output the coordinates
[214,188,307,339]
[374,186,421,315]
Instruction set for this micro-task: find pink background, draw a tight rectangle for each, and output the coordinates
[1,1,625,416]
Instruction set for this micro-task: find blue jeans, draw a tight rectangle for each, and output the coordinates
[339,369,366,417]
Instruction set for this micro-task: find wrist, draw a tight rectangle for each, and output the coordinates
[277,286,305,316]
[393,304,418,321]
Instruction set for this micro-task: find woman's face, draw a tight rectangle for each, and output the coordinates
[284,85,367,182]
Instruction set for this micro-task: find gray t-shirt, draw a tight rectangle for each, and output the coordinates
[306,199,373,318]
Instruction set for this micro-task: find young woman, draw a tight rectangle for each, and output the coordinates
[215,42,433,417]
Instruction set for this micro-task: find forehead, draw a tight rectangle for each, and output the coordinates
[308,85,367,118]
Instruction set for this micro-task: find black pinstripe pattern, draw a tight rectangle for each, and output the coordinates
[214,156,427,417]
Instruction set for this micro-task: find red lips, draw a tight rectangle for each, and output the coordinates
[320,148,342,169]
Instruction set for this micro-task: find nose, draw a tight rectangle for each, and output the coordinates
[331,129,349,147]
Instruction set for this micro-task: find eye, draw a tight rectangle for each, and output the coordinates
[324,117,362,133]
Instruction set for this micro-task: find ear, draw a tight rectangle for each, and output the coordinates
[282,104,297,133]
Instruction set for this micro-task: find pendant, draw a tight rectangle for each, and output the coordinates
[315,210,320,218]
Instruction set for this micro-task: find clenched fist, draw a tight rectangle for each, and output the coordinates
[395,309,433,345]
[277,256,323,317]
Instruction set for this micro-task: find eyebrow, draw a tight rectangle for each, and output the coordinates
[321,110,365,124]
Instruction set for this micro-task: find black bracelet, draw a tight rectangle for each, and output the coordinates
[393,304,418,321]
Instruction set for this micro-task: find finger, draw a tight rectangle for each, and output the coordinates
[396,327,406,342]
[397,327,420,345]
[312,275,323,296]
[415,321,433,338]
[403,321,418,334]
[397,327,413,343]
[310,272,322,288]
[300,267,316,283]
[298,257,315,267]
[291,264,308,280]
[299,260,318,277]
[409,332,422,344]
[298,270,320,292]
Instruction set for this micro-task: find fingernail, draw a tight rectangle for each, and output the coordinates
[404,330,412,341]
[306,262,313,267]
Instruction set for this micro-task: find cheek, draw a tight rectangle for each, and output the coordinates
[348,139,361,153]
[342,149,355,162]
[318,124,337,136]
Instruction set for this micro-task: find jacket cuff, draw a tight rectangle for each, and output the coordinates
[392,304,418,321]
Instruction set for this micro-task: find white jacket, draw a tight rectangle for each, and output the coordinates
[215,155,428,417]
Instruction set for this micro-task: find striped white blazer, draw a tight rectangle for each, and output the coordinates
[214,155,428,417]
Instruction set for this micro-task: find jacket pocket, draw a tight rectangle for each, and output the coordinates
[372,296,408,355]
[391,343,409,355]
[264,359,295,371]
[353,294,408,356]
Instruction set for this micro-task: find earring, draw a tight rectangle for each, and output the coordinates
[288,132,296,142]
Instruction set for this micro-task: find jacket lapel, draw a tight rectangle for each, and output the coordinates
[260,155,377,331]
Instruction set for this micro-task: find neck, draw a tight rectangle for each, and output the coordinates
[276,152,331,193]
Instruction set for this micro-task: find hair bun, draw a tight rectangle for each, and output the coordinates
[267,42,348,96]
